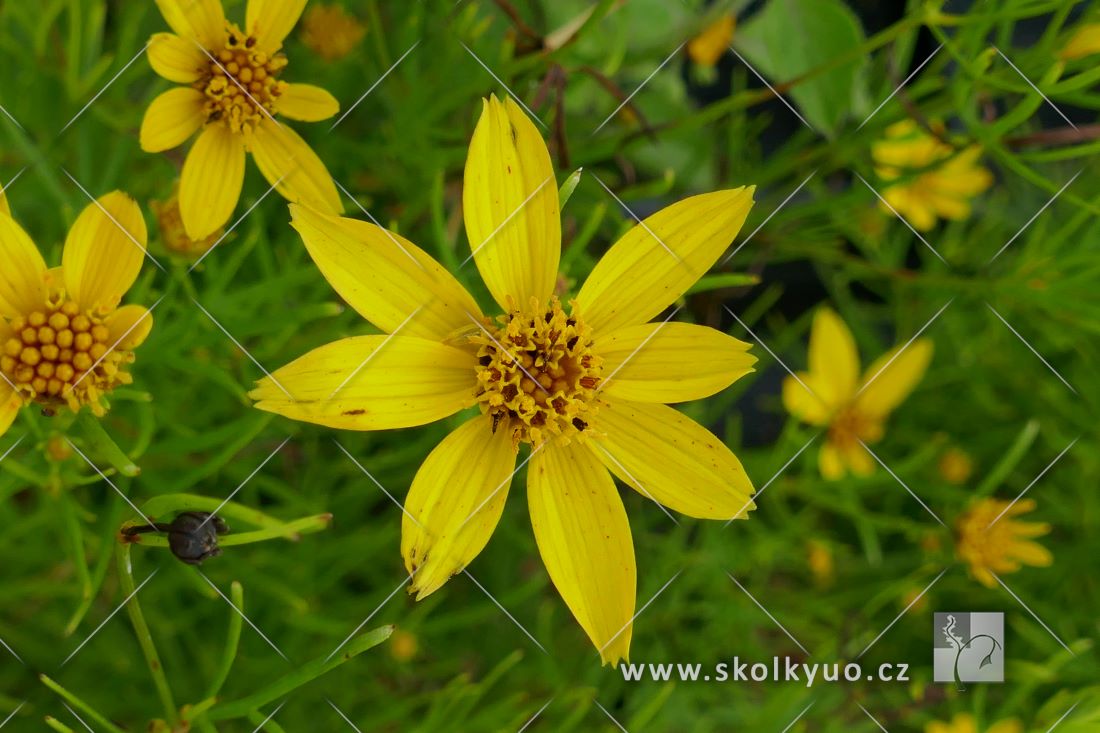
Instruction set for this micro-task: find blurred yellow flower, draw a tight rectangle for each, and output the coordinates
[1060,23,1100,60]
[389,629,418,662]
[783,308,932,480]
[688,15,735,67]
[926,712,1021,733]
[938,446,974,484]
[872,120,992,231]
[151,182,223,258]
[141,0,343,241]
[0,191,153,437]
[252,95,759,665]
[301,4,366,60]
[956,497,1051,588]
[806,539,834,587]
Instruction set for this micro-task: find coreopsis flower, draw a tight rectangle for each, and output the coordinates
[151,181,223,258]
[301,3,366,61]
[955,498,1051,588]
[687,14,735,67]
[938,446,974,485]
[252,95,758,665]
[141,0,343,241]
[0,191,152,437]
[783,308,932,480]
[1060,23,1100,60]
[927,713,1021,733]
[872,120,992,231]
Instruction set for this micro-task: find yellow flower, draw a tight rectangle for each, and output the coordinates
[783,308,932,480]
[938,446,973,484]
[688,14,735,67]
[141,0,344,241]
[806,539,834,587]
[955,497,1051,588]
[251,95,758,665]
[389,629,418,662]
[872,120,992,231]
[926,713,1021,733]
[0,190,153,438]
[301,3,366,61]
[1060,23,1100,60]
[150,181,223,258]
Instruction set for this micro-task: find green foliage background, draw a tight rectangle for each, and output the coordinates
[1,0,1098,730]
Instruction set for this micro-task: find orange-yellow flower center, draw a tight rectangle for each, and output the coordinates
[473,298,602,447]
[197,23,288,135]
[827,405,882,449]
[1,301,133,415]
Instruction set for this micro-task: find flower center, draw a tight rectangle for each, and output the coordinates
[828,406,881,448]
[473,298,602,447]
[1,301,134,415]
[197,23,288,135]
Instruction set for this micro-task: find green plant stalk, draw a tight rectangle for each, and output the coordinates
[44,717,74,733]
[66,501,125,635]
[115,544,178,726]
[204,581,244,701]
[40,674,125,733]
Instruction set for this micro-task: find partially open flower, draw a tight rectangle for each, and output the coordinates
[301,3,366,61]
[955,498,1051,587]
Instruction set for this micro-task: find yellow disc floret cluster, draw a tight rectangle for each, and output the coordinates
[199,23,289,135]
[1,301,133,415]
[473,298,602,447]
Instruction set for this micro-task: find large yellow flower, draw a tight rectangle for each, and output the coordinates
[0,189,153,438]
[251,95,758,665]
[927,712,1021,733]
[141,0,343,241]
[872,120,993,231]
[955,497,1052,588]
[783,308,932,480]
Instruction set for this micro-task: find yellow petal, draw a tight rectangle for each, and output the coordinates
[1061,23,1100,60]
[147,32,207,83]
[854,339,932,418]
[247,0,308,50]
[249,118,342,215]
[463,95,560,310]
[593,399,755,519]
[61,192,148,314]
[687,15,735,67]
[180,124,245,240]
[0,212,47,317]
[528,440,636,666]
[843,442,875,477]
[154,0,226,50]
[0,380,21,439]
[402,415,516,599]
[289,204,483,340]
[250,335,477,430]
[106,305,154,351]
[277,84,339,122]
[1010,540,1053,567]
[576,187,754,334]
[782,371,835,426]
[598,322,755,403]
[819,442,845,480]
[0,180,9,216]
[140,87,205,152]
[808,308,860,403]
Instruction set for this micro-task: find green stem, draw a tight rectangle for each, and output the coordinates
[40,675,125,733]
[204,581,244,701]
